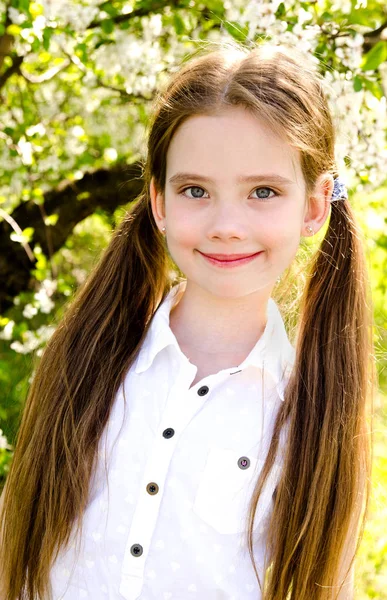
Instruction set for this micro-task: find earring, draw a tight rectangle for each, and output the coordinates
[306,225,314,236]
[161,227,166,234]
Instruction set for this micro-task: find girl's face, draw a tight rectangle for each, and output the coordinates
[151,105,332,299]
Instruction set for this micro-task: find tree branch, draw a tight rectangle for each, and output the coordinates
[63,49,155,101]
[364,19,387,40]
[0,55,23,90]
[0,161,144,314]
[20,59,71,84]
[0,8,12,71]
[0,208,35,262]
[363,19,387,53]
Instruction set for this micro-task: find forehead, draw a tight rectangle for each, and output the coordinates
[166,106,303,187]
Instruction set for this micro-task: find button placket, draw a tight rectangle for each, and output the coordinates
[157,368,210,435]
[119,368,226,600]
[120,434,178,598]
[120,375,195,600]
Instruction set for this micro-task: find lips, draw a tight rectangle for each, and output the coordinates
[198,251,260,261]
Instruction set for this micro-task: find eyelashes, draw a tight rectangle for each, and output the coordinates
[179,185,279,201]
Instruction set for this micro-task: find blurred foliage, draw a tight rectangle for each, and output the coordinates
[355,400,387,598]
[0,0,386,597]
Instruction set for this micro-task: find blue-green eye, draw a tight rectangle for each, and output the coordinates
[251,187,277,200]
[180,186,208,199]
[179,186,278,200]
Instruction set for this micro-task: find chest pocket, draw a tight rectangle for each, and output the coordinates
[192,446,281,535]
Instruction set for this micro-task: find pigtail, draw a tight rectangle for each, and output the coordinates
[0,192,170,600]
[257,199,373,599]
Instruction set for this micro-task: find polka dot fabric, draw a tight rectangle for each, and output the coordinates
[49,283,295,599]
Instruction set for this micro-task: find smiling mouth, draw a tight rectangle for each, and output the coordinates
[197,250,263,267]
[199,252,260,261]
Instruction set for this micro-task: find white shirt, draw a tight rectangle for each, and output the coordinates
[50,282,295,600]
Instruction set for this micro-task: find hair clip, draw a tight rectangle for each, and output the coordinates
[331,177,348,201]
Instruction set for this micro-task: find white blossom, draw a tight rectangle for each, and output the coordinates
[23,304,39,319]
[26,123,47,137]
[33,280,57,314]
[0,320,15,340]
[10,325,56,355]
[103,148,118,162]
[18,137,33,166]
[8,7,27,25]
[71,268,87,285]
[41,0,100,30]
[0,429,11,451]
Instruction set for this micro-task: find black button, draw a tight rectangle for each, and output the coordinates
[197,385,209,396]
[163,427,175,438]
[130,543,143,557]
[238,456,250,470]
[146,482,159,495]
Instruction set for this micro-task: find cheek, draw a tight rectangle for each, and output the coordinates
[167,203,200,246]
[267,204,304,244]
[170,222,198,250]
[262,219,302,249]
[165,213,199,269]
[261,220,303,271]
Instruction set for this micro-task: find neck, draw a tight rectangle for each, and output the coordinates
[169,280,270,356]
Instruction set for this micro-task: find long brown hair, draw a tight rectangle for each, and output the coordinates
[0,40,373,600]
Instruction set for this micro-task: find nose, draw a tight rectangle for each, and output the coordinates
[206,203,249,241]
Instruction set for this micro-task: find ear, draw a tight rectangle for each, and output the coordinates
[302,172,334,236]
[149,177,166,233]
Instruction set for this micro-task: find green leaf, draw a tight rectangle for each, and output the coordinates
[276,2,286,18]
[10,227,34,244]
[75,43,88,63]
[98,2,119,17]
[361,41,387,72]
[353,75,363,92]
[101,19,114,35]
[76,191,91,201]
[42,27,53,52]
[44,214,59,226]
[16,0,30,13]
[347,9,377,27]
[222,21,248,43]
[31,38,41,53]
[320,12,333,22]
[173,13,185,35]
[203,0,225,11]
[363,78,384,100]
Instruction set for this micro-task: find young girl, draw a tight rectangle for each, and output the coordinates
[0,40,373,600]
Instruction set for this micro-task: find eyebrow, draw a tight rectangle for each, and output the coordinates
[168,172,296,186]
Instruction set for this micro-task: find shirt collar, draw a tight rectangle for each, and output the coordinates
[236,297,295,400]
[134,283,184,375]
[134,282,295,400]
